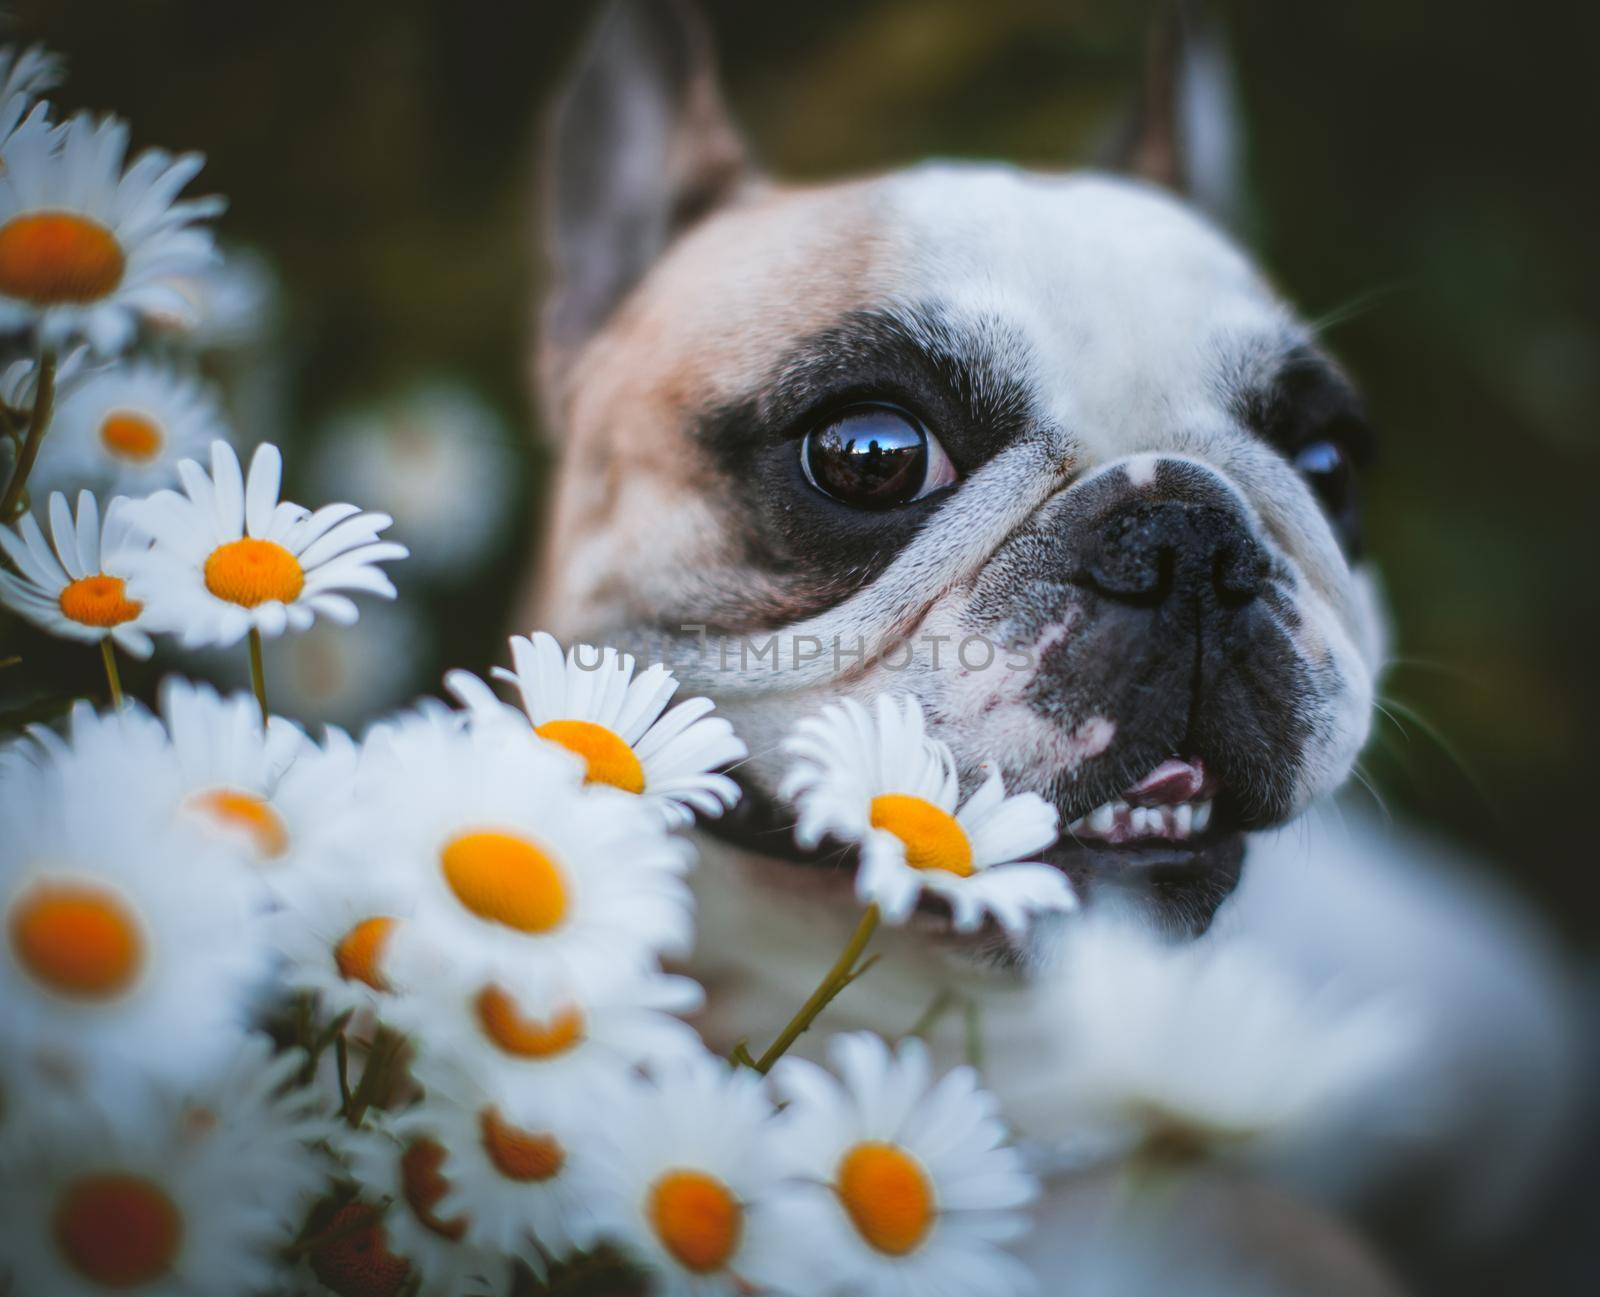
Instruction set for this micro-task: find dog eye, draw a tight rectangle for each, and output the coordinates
[1292,439,1353,513]
[800,405,957,509]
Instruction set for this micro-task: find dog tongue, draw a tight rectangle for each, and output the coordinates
[1124,758,1209,805]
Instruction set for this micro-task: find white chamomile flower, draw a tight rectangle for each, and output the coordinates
[591,1051,806,1297]
[389,1076,610,1275]
[0,42,62,147]
[1010,922,1421,1170]
[0,488,153,656]
[147,243,279,348]
[334,1120,513,1297]
[270,840,425,1023]
[446,630,745,829]
[352,710,694,998]
[33,357,232,498]
[0,105,223,354]
[398,962,705,1113]
[123,439,407,649]
[769,1032,1039,1297]
[311,380,518,576]
[157,675,357,873]
[0,1040,323,1297]
[780,694,1073,933]
[0,708,268,1095]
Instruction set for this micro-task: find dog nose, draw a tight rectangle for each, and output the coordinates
[1080,501,1267,607]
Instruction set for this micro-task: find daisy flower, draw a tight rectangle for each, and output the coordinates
[123,439,407,649]
[0,1036,324,1297]
[1008,922,1420,1171]
[0,707,269,1095]
[146,243,279,348]
[348,709,694,998]
[780,694,1073,933]
[396,962,705,1113]
[769,1032,1039,1297]
[33,356,232,498]
[590,1051,806,1297]
[0,105,224,354]
[271,840,426,1023]
[0,488,153,656]
[158,675,350,871]
[446,630,746,828]
[385,1074,611,1274]
[310,380,518,577]
[334,1120,514,1297]
[0,43,63,148]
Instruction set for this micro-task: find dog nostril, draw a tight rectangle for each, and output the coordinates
[1080,501,1265,609]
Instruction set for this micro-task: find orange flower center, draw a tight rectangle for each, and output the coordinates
[479,1107,566,1182]
[399,1139,466,1241]
[333,916,397,991]
[53,1173,182,1287]
[58,575,142,628]
[0,212,126,305]
[474,984,585,1059]
[203,538,304,608]
[535,719,645,794]
[10,882,142,998]
[869,794,973,877]
[836,1141,935,1255]
[647,1169,742,1274]
[307,1203,411,1297]
[189,788,289,858]
[440,830,568,934]
[99,411,164,462]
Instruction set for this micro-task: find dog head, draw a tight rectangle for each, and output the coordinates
[528,2,1384,944]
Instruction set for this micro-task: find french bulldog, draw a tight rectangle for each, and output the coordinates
[524,2,1577,1284]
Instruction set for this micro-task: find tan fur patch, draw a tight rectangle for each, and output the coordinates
[529,179,897,636]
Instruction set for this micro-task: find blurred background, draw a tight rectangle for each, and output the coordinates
[1,2,1594,1283]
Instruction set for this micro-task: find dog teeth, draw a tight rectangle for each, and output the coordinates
[1070,797,1214,844]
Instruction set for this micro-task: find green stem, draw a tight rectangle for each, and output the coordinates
[247,627,269,725]
[99,638,123,709]
[0,348,56,522]
[753,903,880,1074]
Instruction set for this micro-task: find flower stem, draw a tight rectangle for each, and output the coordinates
[99,639,123,709]
[0,347,56,522]
[247,627,269,726]
[752,903,880,1074]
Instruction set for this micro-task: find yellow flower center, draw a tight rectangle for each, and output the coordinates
[440,830,568,934]
[334,916,397,991]
[836,1141,935,1256]
[203,538,304,608]
[306,1203,411,1297]
[53,1173,182,1287]
[535,719,646,793]
[399,1139,466,1241]
[647,1169,742,1274]
[190,788,289,858]
[99,411,164,462]
[0,211,126,305]
[57,574,142,628]
[9,882,142,998]
[479,1107,567,1182]
[474,984,585,1058]
[869,794,973,876]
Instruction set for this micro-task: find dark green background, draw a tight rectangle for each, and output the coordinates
[12,0,1598,941]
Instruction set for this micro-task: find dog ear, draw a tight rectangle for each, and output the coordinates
[1107,2,1246,231]
[538,0,751,380]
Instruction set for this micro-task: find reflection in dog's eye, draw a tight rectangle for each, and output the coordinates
[800,404,957,509]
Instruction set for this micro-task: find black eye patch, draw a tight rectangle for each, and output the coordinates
[689,304,1042,622]
[1234,344,1373,557]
